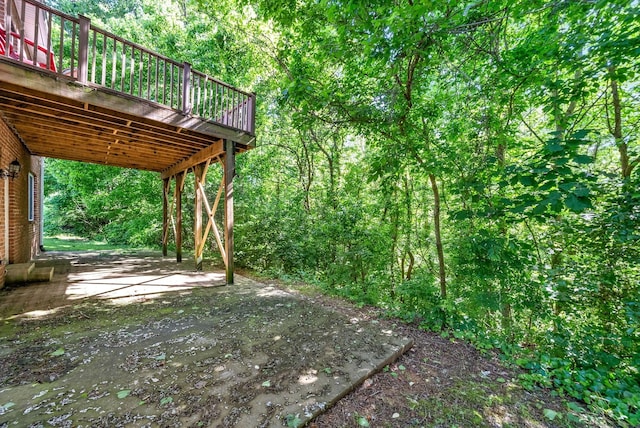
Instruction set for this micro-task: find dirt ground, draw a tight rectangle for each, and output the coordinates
[259,281,616,428]
[0,253,410,427]
[0,252,615,427]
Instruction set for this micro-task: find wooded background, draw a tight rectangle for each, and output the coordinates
[43,0,638,423]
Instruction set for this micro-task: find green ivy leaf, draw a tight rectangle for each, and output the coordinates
[50,348,65,357]
[519,175,536,186]
[573,154,593,164]
[545,142,563,153]
[564,194,590,213]
[567,402,584,413]
[117,390,131,399]
[543,409,559,420]
[573,184,590,197]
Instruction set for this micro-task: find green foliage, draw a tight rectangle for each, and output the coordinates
[42,0,639,424]
[285,413,302,428]
[45,160,162,247]
[518,352,640,426]
[504,130,597,217]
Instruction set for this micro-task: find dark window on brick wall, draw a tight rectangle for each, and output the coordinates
[28,173,34,222]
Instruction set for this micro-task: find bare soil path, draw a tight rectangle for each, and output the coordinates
[266,280,616,428]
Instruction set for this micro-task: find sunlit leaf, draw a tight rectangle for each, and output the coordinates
[543,409,559,420]
[50,348,65,357]
[117,390,131,399]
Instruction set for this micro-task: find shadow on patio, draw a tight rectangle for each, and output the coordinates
[0,251,231,319]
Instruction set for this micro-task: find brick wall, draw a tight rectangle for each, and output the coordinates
[0,116,42,276]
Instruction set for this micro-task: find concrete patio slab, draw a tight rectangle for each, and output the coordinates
[0,252,412,427]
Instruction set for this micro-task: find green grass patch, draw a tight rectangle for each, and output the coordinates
[43,235,144,252]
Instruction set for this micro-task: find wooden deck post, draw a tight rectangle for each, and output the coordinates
[162,177,169,256]
[77,15,90,84]
[176,171,184,263]
[194,163,204,271]
[182,62,192,115]
[224,140,235,285]
[248,93,257,135]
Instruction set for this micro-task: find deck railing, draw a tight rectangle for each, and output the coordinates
[1,0,255,135]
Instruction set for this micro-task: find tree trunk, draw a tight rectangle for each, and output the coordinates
[608,70,636,179]
[429,173,446,299]
[405,250,415,281]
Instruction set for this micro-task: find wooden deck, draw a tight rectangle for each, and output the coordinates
[1,0,256,282]
[0,0,255,174]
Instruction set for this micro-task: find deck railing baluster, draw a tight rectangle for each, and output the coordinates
[4,2,12,60]
[90,30,97,83]
[196,74,201,116]
[182,62,191,114]
[101,32,107,85]
[225,86,230,126]
[129,47,135,94]
[138,49,143,97]
[33,4,40,68]
[210,82,214,118]
[18,0,25,63]
[146,52,152,99]
[57,17,64,73]
[198,73,204,116]
[119,42,126,91]
[132,49,135,95]
[156,57,162,104]
[167,60,171,106]
[214,82,219,121]
[110,38,117,89]
[46,11,52,71]
[2,0,255,135]
[70,21,77,77]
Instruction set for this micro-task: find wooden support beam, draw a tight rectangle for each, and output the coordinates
[160,170,187,263]
[197,178,225,263]
[162,177,170,256]
[193,162,210,271]
[161,139,224,179]
[176,171,185,263]
[224,139,235,285]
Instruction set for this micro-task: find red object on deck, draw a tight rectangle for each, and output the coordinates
[0,27,56,72]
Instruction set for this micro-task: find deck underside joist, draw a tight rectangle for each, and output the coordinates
[0,60,254,174]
